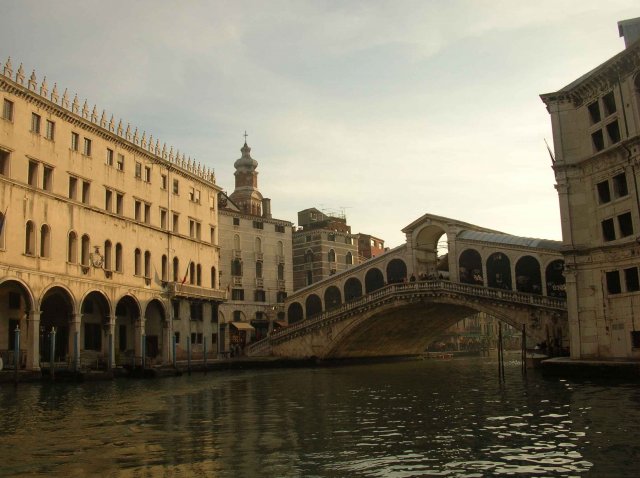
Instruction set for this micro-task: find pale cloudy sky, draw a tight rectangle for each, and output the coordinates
[1,1,638,247]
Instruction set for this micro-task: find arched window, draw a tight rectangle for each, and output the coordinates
[144,250,151,278]
[328,249,336,263]
[256,261,263,278]
[233,234,240,250]
[211,266,217,289]
[104,240,112,270]
[231,258,242,276]
[115,243,123,272]
[40,224,50,258]
[25,220,36,255]
[278,263,284,281]
[346,251,353,265]
[189,261,195,284]
[0,210,5,249]
[161,255,168,281]
[255,237,262,253]
[134,248,141,276]
[81,234,90,266]
[68,231,78,263]
[277,241,284,257]
[173,257,179,282]
[305,249,314,263]
[196,263,202,286]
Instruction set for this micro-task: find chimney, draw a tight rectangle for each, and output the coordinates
[618,17,640,48]
[262,198,272,219]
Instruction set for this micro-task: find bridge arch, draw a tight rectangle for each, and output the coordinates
[365,268,385,293]
[288,302,304,324]
[487,252,511,290]
[545,259,566,298]
[344,277,363,302]
[413,223,448,277]
[459,248,483,285]
[515,255,542,295]
[386,259,407,284]
[305,294,322,319]
[324,286,342,311]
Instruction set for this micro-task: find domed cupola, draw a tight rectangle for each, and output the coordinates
[229,132,264,216]
[234,141,258,170]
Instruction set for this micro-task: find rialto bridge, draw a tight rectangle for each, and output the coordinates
[248,213,568,359]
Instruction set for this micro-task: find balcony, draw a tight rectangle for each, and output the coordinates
[166,282,227,301]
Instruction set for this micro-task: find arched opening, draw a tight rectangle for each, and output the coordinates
[189,261,195,284]
[0,210,5,249]
[104,240,112,271]
[144,299,166,364]
[415,224,447,278]
[80,291,111,365]
[81,234,90,266]
[173,257,179,282]
[256,261,263,278]
[231,258,242,276]
[288,302,304,324]
[324,286,342,311]
[459,249,483,285]
[134,248,141,276]
[546,260,566,298]
[211,266,217,288]
[161,255,168,281]
[40,286,73,364]
[25,220,35,255]
[115,295,140,365]
[68,231,78,263]
[305,294,322,319]
[515,256,542,295]
[328,249,336,263]
[365,268,385,293]
[344,277,363,302]
[144,251,151,278]
[115,243,123,272]
[346,252,353,265]
[39,224,50,258]
[0,280,34,368]
[196,264,202,286]
[487,253,512,290]
[386,259,407,284]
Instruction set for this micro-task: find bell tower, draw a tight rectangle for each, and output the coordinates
[229,132,264,216]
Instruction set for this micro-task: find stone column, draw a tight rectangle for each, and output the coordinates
[106,316,116,369]
[509,255,517,292]
[447,231,459,283]
[25,310,41,371]
[134,316,145,367]
[481,254,488,288]
[69,313,81,370]
[563,266,581,359]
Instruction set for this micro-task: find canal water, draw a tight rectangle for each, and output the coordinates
[1,357,638,477]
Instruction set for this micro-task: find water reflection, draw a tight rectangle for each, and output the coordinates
[1,358,639,477]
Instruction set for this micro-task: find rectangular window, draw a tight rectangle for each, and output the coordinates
[231,289,244,301]
[618,212,633,237]
[42,165,53,191]
[82,181,90,204]
[253,221,264,229]
[173,178,179,194]
[210,226,215,244]
[68,176,78,200]
[275,224,285,233]
[116,193,123,215]
[233,217,240,226]
[116,153,124,171]
[596,180,611,204]
[2,99,13,121]
[624,267,640,292]
[105,189,113,212]
[172,300,180,320]
[144,203,151,224]
[160,208,168,229]
[189,187,195,202]
[71,132,79,151]
[161,174,167,189]
[135,161,142,179]
[632,331,640,349]
[83,137,92,156]
[606,120,621,144]
[31,113,41,134]
[190,302,204,321]
[45,120,55,140]
[603,91,617,116]
[28,160,38,186]
[592,130,604,152]
[0,149,9,176]
[195,189,200,203]
[602,218,616,241]
[606,270,622,294]
[134,200,142,221]
[254,290,266,302]
[172,213,179,233]
[144,166,151,183]
[613,173,628,198]
[106,148,114,166]
[588,101,601,124]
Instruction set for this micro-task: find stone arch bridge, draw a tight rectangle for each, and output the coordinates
[248,213,568,359]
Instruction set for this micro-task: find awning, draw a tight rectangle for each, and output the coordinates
[274,320,288,328]
[231,322,255,331]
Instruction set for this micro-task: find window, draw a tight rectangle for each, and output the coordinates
[231,289,244,301]
[0,149,9,176]
[68,231,77,263]
[104,240,112,271]
[275,224,285,233]
[592,130,604,152]
[624,267,640,292]
[190,302,204,321]
[144,166,151,183]
[116,193,123,215]
[82,181,90,204]
[256,261,263,278]
[255,237,262,253]
[328,233,336,241]
[603,91,616,116]
[189,187,195,201]
[172,178,179,194]
[613,173,628,198]
[144,251,151,278]
[71,132,79,151]
[106,148,114,166]
[305,250,314,263]
[115,243,123,272]
[25,221,35,255]
[84,323,102,351]
[172,300,180,320]
[161,174,167,189]
[606,270,622,294]
[105,189,113,212]
[346,252,353,265]
[144,203,151,224]
[42,165,52,191]
[210,226,215,244]
[233,217,240,226]
[134,248,141,276]
[28,160,38,186]
[277,291,287,303]
[161,255,168,281]
[135,161,142,179]
[231,258,242,276]
[2,99,13,121]
[173,257,180,282]
[40,224,50,258]
[602,218,616,241]
[134,200,142,221]
[278,263,284,281]
[83,137,92,156]
[116,153,124,171]
[328,249,336,263]
[255,290,266,302]
[606,120,621,144]
[211,266,217,288]
[45,120,55,140]
[632,331,640,349]
[160,208,168,229]
[172,213,179,233]
[81,235,90,266]
[618,212,633,237]
[31,113,41,134]
[69,176,78,200]
[253,221,264,229]
[233,311,242,322]
[588,101,601,124]
[196,264,202,286]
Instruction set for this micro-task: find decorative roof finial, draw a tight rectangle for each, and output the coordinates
[39,76,48,97]
[82,100,89,118]
[62,88,69,108]
[108,115,114,132]
[141,131,147,148]
[125,123,131,140]
[243,130,248,144]
[16,63,24,84]
[117,119,123,136]
[72,94,79,114]
[3,57,13,77]
[100,110,106,128]
[28,70,37,90]
[91,105,98,123]
[51,83,59,103]
[133,127,139,144]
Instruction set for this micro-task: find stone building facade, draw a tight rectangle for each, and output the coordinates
[540,18,640,359]
[356,233,385,261]
[292,208,358,291]
[217,141,293,354]
[0,59,225,371]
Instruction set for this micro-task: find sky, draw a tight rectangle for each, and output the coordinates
[1,1,638,247]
